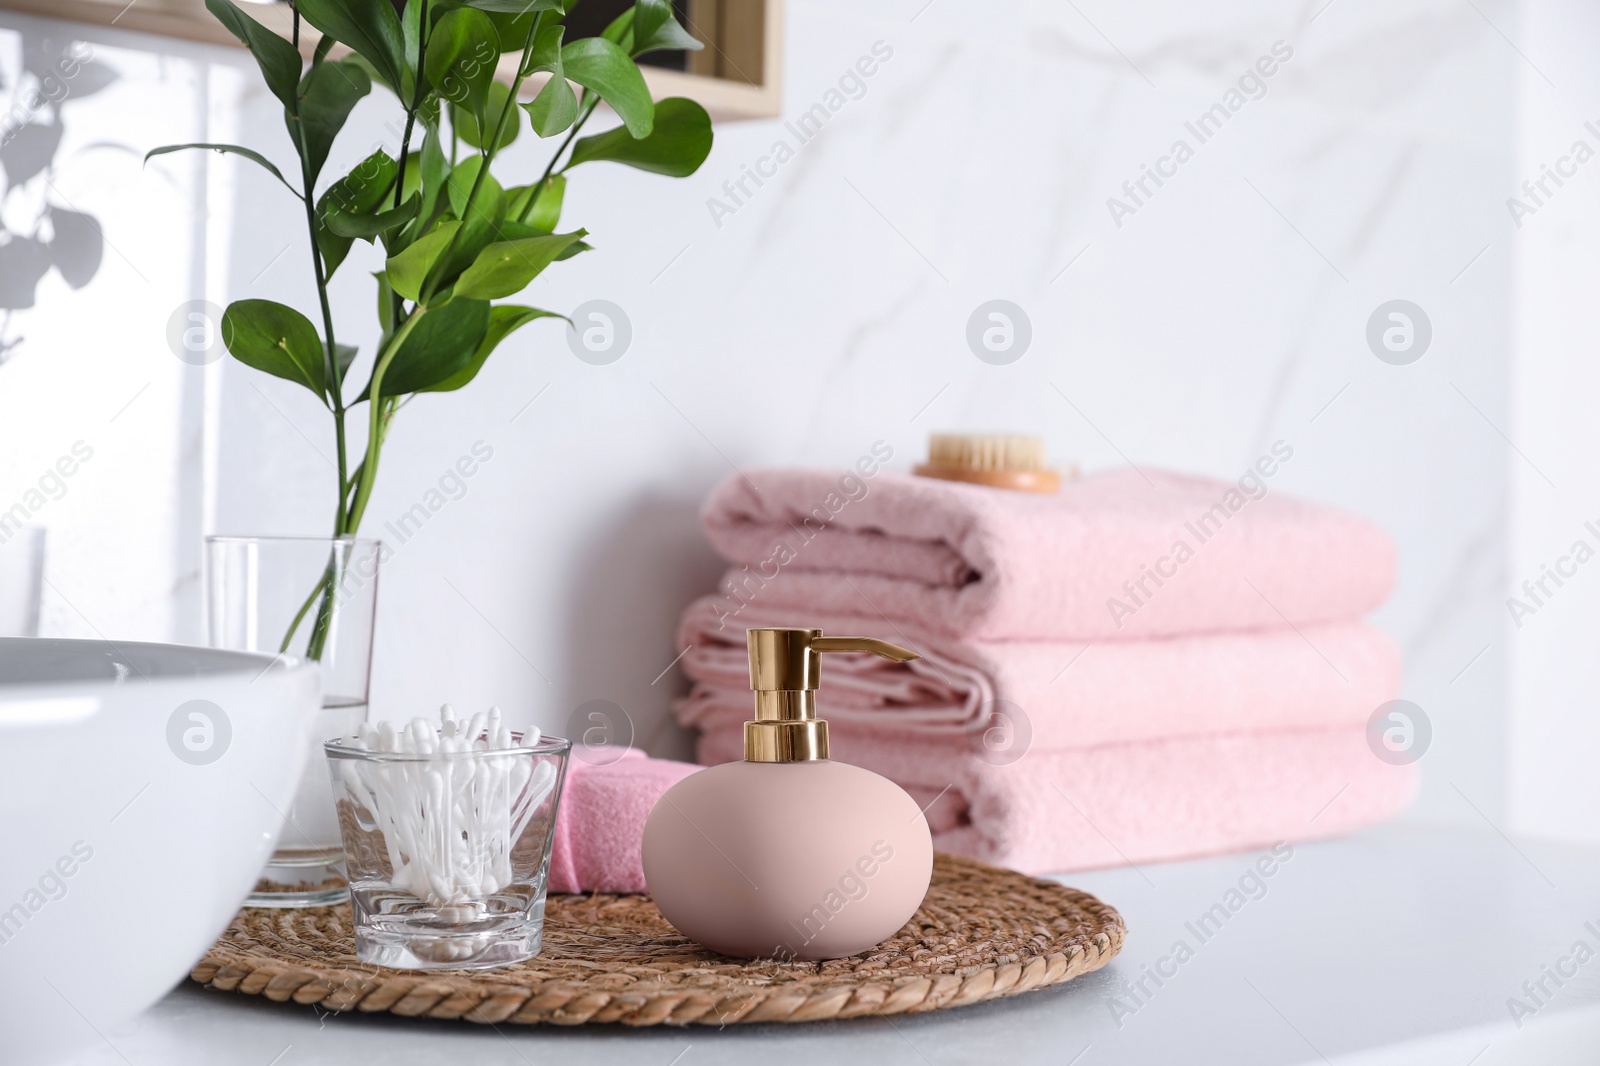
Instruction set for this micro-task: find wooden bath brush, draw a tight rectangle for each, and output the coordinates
[913,433,1069,493]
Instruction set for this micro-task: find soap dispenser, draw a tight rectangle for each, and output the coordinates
[642,628,934,961]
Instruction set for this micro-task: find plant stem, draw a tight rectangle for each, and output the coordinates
[346,314,426,531]
[302,553,340,659]
[518,97,596,224]
[392,0,429,213]
[291,44,349,534]
[280,572,324,654]
[299,180,348,533]
[281,25,370,661]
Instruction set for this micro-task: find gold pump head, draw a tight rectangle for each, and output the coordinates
[743,628,919,762]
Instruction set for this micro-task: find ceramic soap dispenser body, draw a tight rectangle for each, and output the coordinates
[642,629,934,960]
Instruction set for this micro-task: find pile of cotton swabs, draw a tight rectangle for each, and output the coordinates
[337,705,557,906]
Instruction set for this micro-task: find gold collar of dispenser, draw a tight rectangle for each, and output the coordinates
[743,629,919,762]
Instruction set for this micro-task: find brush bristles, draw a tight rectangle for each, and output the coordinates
[927,433,1047,472]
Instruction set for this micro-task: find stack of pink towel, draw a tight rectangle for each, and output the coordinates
[671,466,1416,875]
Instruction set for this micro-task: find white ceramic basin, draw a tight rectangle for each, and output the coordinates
[0,638,320,1065]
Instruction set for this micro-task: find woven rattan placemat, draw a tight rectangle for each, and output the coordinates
[191,853,1124,1026]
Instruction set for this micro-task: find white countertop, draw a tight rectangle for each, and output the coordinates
[66,825,1600,1065]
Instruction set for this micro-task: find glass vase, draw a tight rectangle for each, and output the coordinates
[204,535,382,906]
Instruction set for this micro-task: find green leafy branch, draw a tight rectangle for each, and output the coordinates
[146,0,713,658]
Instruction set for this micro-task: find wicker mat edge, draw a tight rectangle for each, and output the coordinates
[191,854,1125,1027]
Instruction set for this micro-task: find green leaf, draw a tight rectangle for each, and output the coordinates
[432,157,509,289]
[316,149,399,275]
[565,97,710,176]
[325,149,399,214]
[327,194,420,238]
[445,155,505,221]
[426,8,500,122]
[469,220,583,257]
[477,219,538,240]
[452,80,522,150]
[437,193,506,286]
[145,143,298,197]
[631,0,702,56]
[560,37,653,137]
[457,0,563,13]
[333,342,359,383]
[402,0,426,93]
[385,221,461,302]
[484,8,538,54]
[204,0,303,111]
[398,148,425,205]
[377,297,492,396]
[507,174,564,231]
[221,299,327,400]
[294,58,372,183]
[424,304,562,392]
[318,226,354,279]
[296,0,408,97]
[522,18,563,76]
[452,229,586,300]
[401,127,451,245]
[523,76,577,137]
[416,92,443,132]
[376,272,397,338]
[520,23,577,137]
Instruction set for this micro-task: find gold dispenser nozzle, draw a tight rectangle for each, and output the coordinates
[743,628,919,762]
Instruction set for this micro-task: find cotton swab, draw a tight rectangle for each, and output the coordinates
[338,705,555,905]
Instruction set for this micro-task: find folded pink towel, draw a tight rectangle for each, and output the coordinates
[701,467,1394,641]
[547,750,700,894]
[694,719,1416,874]
[676,600,1397,749]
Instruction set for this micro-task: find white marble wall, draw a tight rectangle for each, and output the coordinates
[1,0,1520,830]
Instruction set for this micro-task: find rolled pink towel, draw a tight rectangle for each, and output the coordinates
[676,600,1398,749]
[700,467,1394,641]
[694,718,1416,874]
[547,749,699,894]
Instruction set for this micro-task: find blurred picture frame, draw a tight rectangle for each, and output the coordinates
[0,0,783,119]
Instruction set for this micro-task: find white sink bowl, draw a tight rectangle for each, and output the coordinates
[0,638,320,1065]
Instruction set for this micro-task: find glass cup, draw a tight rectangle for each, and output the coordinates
[324,733,571,970]
[0,526,45,637]
[204,535,382,907]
